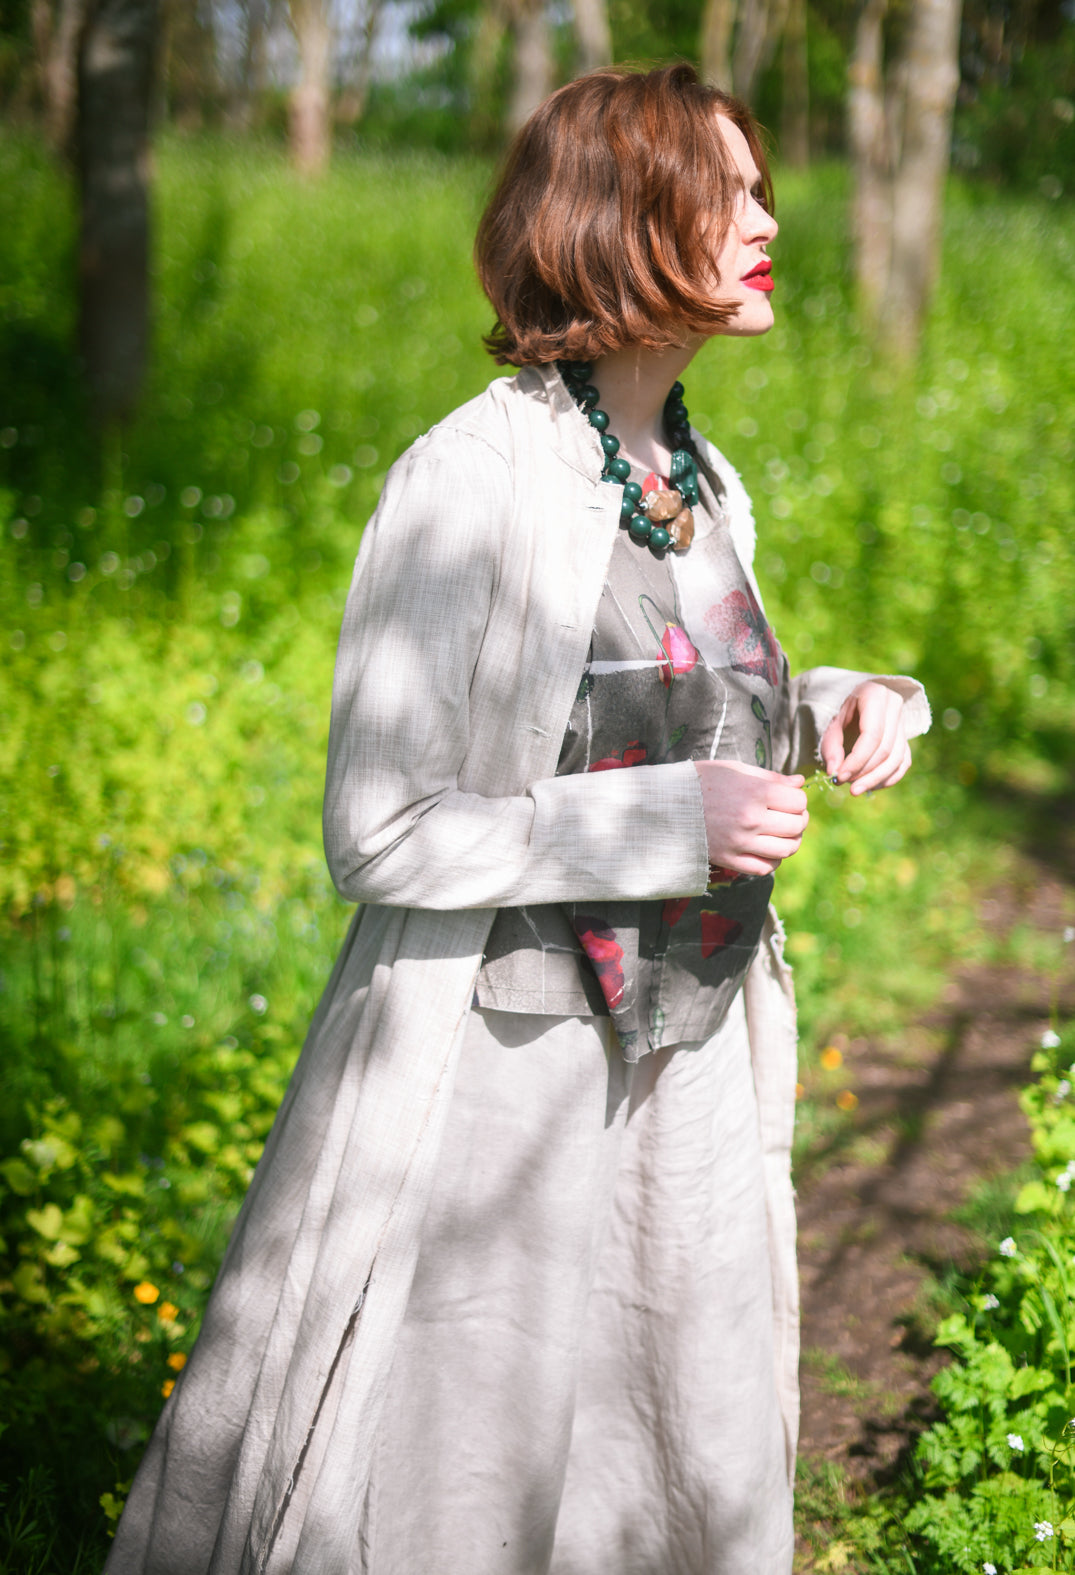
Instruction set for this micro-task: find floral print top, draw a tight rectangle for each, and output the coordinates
[476,461,791,1060]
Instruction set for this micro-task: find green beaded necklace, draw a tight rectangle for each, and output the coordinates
[558,359,701,555]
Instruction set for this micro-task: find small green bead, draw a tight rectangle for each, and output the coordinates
[620,496,636,520]
[606,455,631,481]
[600,432,620,456]
[579,384,600,408]
[588,408,609,431]
[628,513,653,542]
[622,481,643,505]
[670,380,685,399]
[649,526,671,551]
[600,471,622,484]
[669,448,691,477]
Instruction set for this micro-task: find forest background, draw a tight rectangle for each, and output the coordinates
[1,0,1074,1570]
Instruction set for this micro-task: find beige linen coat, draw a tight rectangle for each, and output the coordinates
[107,364,930,1575]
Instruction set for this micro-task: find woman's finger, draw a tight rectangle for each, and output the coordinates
[849,741,914,795]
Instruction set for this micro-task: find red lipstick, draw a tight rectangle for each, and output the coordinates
[742,259,773,292]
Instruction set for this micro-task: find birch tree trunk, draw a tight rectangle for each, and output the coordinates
[849,0,962,354]
[288,0,333,175]
[700,0,736,89]
[77,0,158,424]
[848,0,891,316]
[781,0,808,167]
[573,0,611,74]
[468,0,507,148]
[35,0,91,154]
[884,0,962,348]
[506,0,552,137]
[732,0,788,104]
[337,0,383,125]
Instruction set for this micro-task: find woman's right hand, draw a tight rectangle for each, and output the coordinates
[693,760,809,878]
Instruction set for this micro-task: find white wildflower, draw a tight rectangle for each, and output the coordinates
[1034,1521,1054,1541]
[249,993,268,1015]
[1007,1432,1024,1451]
[983,1564,997,1574]
[1042,1029,1062,1050]
[1055,1079,1072,1101]
[983,1293,1000,1310]
[999,1237,1017,1258]
[1058,1172,1072,1191]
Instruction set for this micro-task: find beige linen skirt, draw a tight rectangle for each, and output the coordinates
[360,994,793,1575]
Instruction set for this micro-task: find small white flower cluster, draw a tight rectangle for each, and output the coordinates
[1007,1432,1024,1451]
[982,1292,1000,1310]
[999,1236,1017,1258]
[983,1563,997,1574]
[1058,1160,1075,1191]
[1055,1078,1072,1103]
[1034,1520,1055,1541]
[1042,1029,1062,1050]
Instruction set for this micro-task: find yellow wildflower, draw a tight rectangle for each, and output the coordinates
[161,1379,175,1398]
[157,1302,179,1322]
[133,1282,159,1305]
[820,1046,843,1071]
[836,1090,859,1112]
[794,1082,804,1100]
[166,1352,187,1372]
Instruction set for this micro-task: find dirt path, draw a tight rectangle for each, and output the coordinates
[794,866,1075,1488]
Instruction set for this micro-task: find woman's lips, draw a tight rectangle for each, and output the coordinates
[742,260,774,292]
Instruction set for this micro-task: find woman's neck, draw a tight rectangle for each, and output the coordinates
[587,341,701,476]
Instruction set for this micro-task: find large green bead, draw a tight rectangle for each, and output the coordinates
[579,384,600,408]
[588,408,610,431]
[606,455,631,481]
[628,513,653,542]
[669,448,691,478]
[600,432,620,456]
[622,481,643,505]
[649,526,671,551]
[620,495,636,521]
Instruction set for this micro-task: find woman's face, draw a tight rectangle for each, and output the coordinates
[707,115,779,338]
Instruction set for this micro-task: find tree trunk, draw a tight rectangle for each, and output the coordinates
[781,0,808,167]
[337,0,383,126]
[848,0,891,317]
[700,0,736,89]
[883,0,962,351]
[573,0,611,74]
[849,0,962,354]
[288,0,332,175]
[506,0,552,137]
[732,0,789,104]
[77,0,158,425]
[468,0,507,147]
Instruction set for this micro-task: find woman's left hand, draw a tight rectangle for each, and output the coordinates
[820,681,913,796]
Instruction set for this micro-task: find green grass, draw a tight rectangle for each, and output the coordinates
[1,132,1073,1570]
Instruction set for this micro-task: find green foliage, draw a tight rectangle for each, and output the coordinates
[0,134,1073,1566]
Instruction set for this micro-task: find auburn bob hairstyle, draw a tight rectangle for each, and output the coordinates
[475,63,773,366]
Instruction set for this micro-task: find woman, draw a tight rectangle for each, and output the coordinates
[108,64,929,1575]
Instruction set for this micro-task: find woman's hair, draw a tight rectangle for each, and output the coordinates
[475,63,773,366]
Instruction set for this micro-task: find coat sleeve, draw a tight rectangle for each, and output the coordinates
[323,430,711,911]
[783,667,932,775]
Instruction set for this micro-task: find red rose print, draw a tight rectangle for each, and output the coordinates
[703,583,781,687]
[708,865,739,886]
[700,910,744,959]
[573,916,626,1009]
[589,740,648,771]
[659,623,700,688]
[662,897,690,927]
